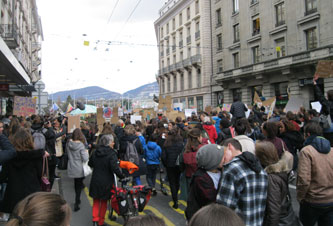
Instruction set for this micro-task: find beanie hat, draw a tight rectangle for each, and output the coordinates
[196,144,224,171]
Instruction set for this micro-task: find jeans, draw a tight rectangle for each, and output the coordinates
[146,164,159,188]
[166,166,181,203]
[299,201,333,226]
[74,177,85,204]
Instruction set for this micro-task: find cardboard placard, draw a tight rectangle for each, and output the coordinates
[68,115,81,133]
[262,97,276,107]
[166,111,185,121]
[97,108,105,126]
[111,117,119,124]
[222,104,232,112]
[113,107,118,118]
[158,95,172,112]
[13,96,36,117]
[285,96,304,113]
[130,115,142,124]
[267,97,276,119]
[205,106,212,114]
[253,91,261,104]
[316,60,333,78]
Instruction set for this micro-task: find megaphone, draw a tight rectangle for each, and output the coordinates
[76,101,85,111]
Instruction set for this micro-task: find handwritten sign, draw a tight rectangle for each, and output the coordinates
[13,96,36,117]
[316,60,333,78]
[68,115,80,133]
[222,104,232,112]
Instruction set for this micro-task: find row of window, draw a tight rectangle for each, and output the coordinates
[160,68,202,93]
[160,0,200,38]
[173,96,204,111]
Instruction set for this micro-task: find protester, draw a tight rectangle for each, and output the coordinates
[233,118,255,154]
[66,128,89,212]
[188,203,245,226]
[185,144,228,221]
[297,122,333,226]
[89,134,124,226]
[0,133,16,165]
[144,133,162,195]
[216,138,268,226]
[6,192,71,226]
[255,141,300,226]
[163,127,184,208]
[202,117,217,144]
[230,97,248,124]
[216,117,233,144]
[212,110,222,134]
[262,121,289,158]
[0,128,44,214]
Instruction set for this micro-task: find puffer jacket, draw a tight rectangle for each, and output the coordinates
[144,141,162,165]
[212,116,221,134]
[263,158,295,226]
[297,135,333,204]
[162,141,184,168]
[67,140,89,178]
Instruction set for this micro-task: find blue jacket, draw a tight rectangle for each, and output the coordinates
[212,116,221,134]
[138,135,147,150]
[144,141,162,165]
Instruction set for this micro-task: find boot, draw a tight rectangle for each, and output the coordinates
[74,202,80,212]
[172,201,178,209]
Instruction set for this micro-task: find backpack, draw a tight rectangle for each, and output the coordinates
[124,138,140,166]
[32,129,46,150]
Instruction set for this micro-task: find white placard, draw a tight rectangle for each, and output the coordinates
[311,101,322,113]
[173,103,183,111]
[118,108,124,117]
[185,109,197,117]
[130,115,142,124]
[245,104,251,118]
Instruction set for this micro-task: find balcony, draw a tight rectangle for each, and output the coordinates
[186,35,191,45]
[195,31,200,40]
[179,40,183,49]
[183,58,191,67]
[32,57,41,68]
[176,61,184,70]
[0,24,19,48]
[191,54,201,65]
[252,29,260,36]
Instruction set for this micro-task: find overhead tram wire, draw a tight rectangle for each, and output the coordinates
[113,0,142,40]
[107,0,120,24]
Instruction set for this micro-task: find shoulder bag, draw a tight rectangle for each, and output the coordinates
[41,156,51,192]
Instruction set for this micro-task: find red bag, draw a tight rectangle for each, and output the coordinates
[111,187,128,215]
[41,156,51,192]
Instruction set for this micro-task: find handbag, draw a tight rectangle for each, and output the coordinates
[281,141,294,172]
[83,161,92,177]
[58,152,68,170]
[41,156,51,192]
[319,114,332,129]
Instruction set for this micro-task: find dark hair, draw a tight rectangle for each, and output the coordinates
[175,117,183,123]
[185,128,201,153]
[234,118,251,135]
[220,118,231,129]
[327,90,333,101]
[72,128,86,144]
[262,122,278,139]
[255,141,279,168]
[189,203,245,226]
[7,192,71,226]
[286,111,296,121]
[11,128,34,152]
[149,133,159,142]
[222,138,242,152]
[279,119,296,132]
[125,215,166,226]
[164,128,183,147]
[304,121,323,136]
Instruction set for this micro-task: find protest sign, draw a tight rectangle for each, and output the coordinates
[262,97,276,107]
[118,108,124,117]
[267,97,276,119]
[158,95,172,112]
[205,106,212,114]
[173,103,183,111]
[285,96,304,113]
[13,96,36,117]
[97,108,105,126]
[68,115,80,133]
[166,111,186,121]
[222,104,231,112]
[130,115,142,124]
[316,60,333,78]
[185,109,197,118]
[311,101,322,113]
[103,107,112,118]
[253,91,261,104]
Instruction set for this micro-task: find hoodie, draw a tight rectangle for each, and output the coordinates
[144,141,162,165]
[67,140,89,178]
[303,135,331,154]
[203,123,218,144]
[212,116,221,134]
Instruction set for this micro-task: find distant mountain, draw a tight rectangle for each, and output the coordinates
[51,82,159,101]
[124,82,159,99]
[51,86,121,101]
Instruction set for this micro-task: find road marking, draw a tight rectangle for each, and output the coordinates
[156,179,181,195]
[83,187,122,226]
[289,184,296,190]
[145,205,175,226]
[168,201,184,215]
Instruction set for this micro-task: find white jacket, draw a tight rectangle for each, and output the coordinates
[234,135,255,154]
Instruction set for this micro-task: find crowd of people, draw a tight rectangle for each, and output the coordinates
[0,76,332,226]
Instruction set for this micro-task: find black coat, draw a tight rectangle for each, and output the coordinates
[230,101,248,119]
[0,134,16,165]
[0,149,44,213]
[88,146,124,200]
[162,141,184,168]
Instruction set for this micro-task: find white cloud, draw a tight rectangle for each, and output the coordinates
[37,0,164,94]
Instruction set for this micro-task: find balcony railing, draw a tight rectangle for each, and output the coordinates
[275,20,285,27]
[252,29,260,36]
[179,40,183,49]
[0,24,19,48]
[186,36,191,45]
[195,31,200,40]
[191,54,201,64]
[305,8,317,16]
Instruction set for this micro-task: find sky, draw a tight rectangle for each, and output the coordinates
[36,0,166,94]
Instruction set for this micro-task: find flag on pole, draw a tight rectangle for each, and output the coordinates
[50,103,59,113]
[66,103,74,113]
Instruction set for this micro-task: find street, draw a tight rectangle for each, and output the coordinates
[57,168,300,226]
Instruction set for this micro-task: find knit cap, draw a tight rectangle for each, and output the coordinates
[196,144,224,171]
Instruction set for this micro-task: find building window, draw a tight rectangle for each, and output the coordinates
[305,0,317,15]
[172,18,176,30]
[196,43,200,54]
[275,2,285,27]
[166,23,169,34]
[252,46,260,63]
[188,47,191,58]
[195,21,200,40]
[161,27,163,38]
[162,79,165,93]
[232,88,242,102]
[188,70,192,89]
[216,9,222,27]
[196,96,203,111]
[180,73,184,91]
[167,77,171,92]
[251,0,258,4]
[187,26,191,44]
[197,68,201,88]
[188,97,194,108]
[233,24,240,43]
[173,54,176,64]
[195,0,199,14]
[187,7,191,20]
[275,38,286,58]
[180,51,183,61]
[179,13,183,26]
[173,75,177,92]
[233,0,239,14]
[217,34,222,51]
[217,59,223,73]
[252,18,260,36]
[233,52,240,68]
[172,36,176,52]
[305,27,317,50]
[166,40,170,55]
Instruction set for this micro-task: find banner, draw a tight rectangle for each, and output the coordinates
[13,96,36,117]
[158,95,172,112]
